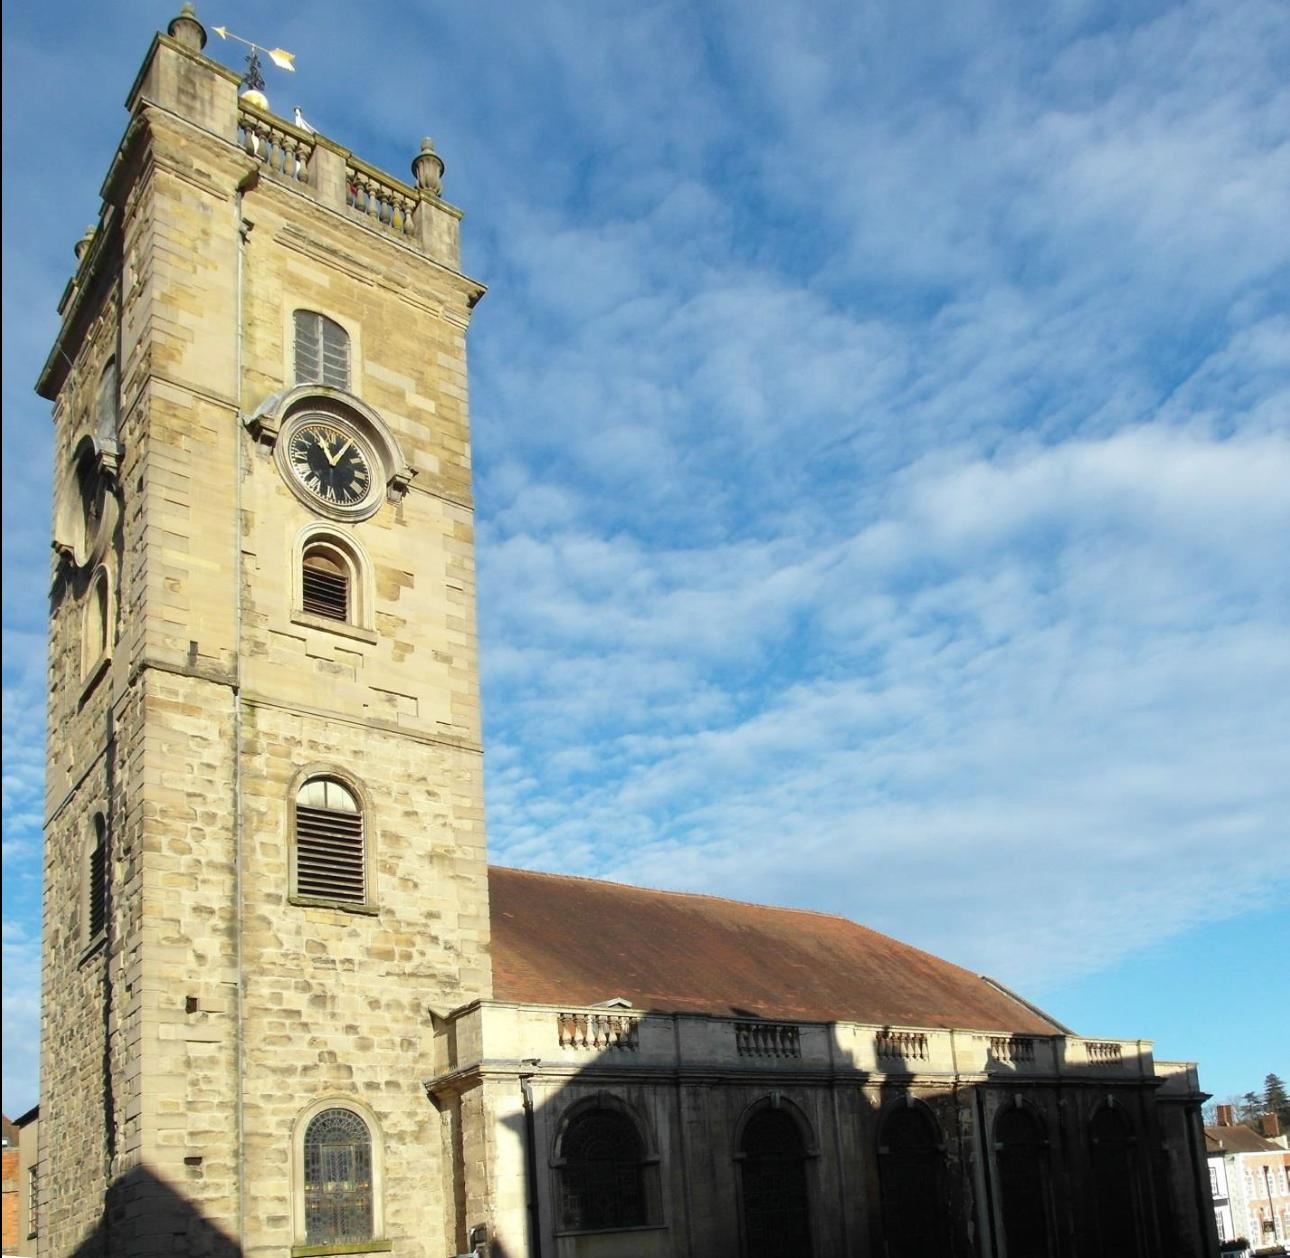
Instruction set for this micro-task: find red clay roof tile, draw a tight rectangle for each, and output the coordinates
[488,866,1061,1034]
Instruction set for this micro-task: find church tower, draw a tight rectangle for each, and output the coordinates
[37,10,491,1254]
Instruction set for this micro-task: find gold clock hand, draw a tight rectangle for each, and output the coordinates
[328,437,353,467]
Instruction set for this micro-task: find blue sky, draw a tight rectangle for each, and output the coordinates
[3,0,1288,1115]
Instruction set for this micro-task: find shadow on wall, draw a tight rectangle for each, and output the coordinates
[69,1163,241,1258]
[475,1026,1197,1258]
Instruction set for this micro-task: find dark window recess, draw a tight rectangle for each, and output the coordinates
[295,779,365,903]
[740,1108,811,1258]
[1089,1107,1143,1258]
[559,1109,647,1232]
[304,1108,374,1245]
[302,553,349,621]
[878,1105,953,1258]
[997,1107,1053,1258]
[294,311,351,390]
[88,817,108,938]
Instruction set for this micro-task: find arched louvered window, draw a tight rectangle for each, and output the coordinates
[87,813,108,942]
[302,546,350,621]
[878,1103,954,1258]
[996,1105,1053,1258]
[95,358,119,439]
[83,566,111,679]
[739,1106,812,1258]
[293,777,366,905]
[304,1107,374,1245]
[294,311,350,390]
[558,1107,647,1232]
[1089,1106,1144,1258]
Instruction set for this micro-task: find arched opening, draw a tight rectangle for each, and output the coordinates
[294,310,351,390]
[83,566,111,679]
[557,1105,648,1232]
[878,1102,953,1258]
[95,358,119,440]
[739,1105,811,1258]
[996,1105,1053,1258]
[293,776,366,905]
[302,544,351,622]
[1089,1105,1144,1258]
[303,1107,374,1245]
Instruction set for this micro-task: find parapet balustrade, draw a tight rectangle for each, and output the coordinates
[988,1035,1036,1065]
[238,104,313,183]
[557,1011,640,1052]
[875,1029,929,1063]
[1085,1041,1124,1064]
[346,161,418,239]
[735,1021,801,1058]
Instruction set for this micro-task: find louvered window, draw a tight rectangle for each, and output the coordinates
[95,358,119,438]
[302,550,349,621]
[294,311,350,390]
[88,814,108,939]
[294,778,365,904]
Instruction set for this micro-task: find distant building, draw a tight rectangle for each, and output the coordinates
[2,1108,38,1258]
[1206,1108,1290,1254]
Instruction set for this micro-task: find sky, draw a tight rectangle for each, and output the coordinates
[2,0,1287,1116]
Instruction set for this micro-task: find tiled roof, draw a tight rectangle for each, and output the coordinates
[488,867,1062,1034]
[1204,1124,1286,1155]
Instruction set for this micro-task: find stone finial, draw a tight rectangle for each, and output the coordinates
[74,226,96,262]
[167,3,207,51]
[411,138,445,197]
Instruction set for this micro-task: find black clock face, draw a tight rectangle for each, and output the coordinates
[288,421,373,507]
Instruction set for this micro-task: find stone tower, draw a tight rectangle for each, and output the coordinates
[36,10,490,1255]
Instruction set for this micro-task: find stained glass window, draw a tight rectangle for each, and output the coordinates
[559,1108,646,1232]
[304,1108,373,1245]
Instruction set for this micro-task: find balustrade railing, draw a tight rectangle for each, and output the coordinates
[238,106,312,182]
[988,1035,1035,1065]
[347,163,418,239]
[557,1011,639,1051]
[1086,1041,1124,1064]
[875,1029,929,1062]
[735,1022,801,1058]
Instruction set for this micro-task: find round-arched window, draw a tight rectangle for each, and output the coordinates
[303,1107,373,1245]
[558,1107,647,1232]
[293,777,365,904]
[878,1103,953,1258]
[739,1107,811,1258]
[996,1106,1052,1258]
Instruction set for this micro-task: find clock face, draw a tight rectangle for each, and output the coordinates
[287,421,373,508]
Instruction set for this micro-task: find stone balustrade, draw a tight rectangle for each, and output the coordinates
[735,1021,801,1058]
[874,1029,930,1062]
[347,161,419,239]
[988,1035,1035,1064]
[237,104,312,183]
[557,1011,639,1052]
[1085,1040,1124,1064]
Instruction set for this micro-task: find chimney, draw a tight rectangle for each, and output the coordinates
[1216,1104,1234,1126]
[1261,1113,1281,1138]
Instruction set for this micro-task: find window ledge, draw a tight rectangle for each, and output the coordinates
[291,610,378,643]
[290,893,379,916]
[291,1242,392,1257]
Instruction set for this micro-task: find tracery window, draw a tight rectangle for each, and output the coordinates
[293,777,366,905]
[303,1108,373,1245]
[294,310,351,390]
[558,1106,647,1232]
[739,1106,811,1258]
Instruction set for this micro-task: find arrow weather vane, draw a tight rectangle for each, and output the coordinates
[212,24,296,96]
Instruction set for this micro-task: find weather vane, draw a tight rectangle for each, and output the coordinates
[212,24,296,107]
